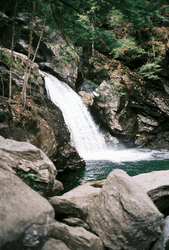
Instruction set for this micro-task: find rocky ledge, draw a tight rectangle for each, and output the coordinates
[1,155,169,250]
[0,48,85,173]
[48,169,168,250]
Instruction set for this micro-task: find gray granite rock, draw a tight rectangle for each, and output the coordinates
[86,169,164,250]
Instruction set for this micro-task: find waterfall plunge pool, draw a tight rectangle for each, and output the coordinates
[58,149,169,193]
[42,71,169,193]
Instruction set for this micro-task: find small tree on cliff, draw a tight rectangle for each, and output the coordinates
[21,0,51,107]
[9,0,18,103]
[21,0,36,107]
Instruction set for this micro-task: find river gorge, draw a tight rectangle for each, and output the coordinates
[1,4,169,249]
[43,72,169,192]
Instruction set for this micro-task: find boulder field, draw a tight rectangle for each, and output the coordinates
[1,141,169,250]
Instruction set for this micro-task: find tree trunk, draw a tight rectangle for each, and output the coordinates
[21,0,51,106]
[9,0,18,103]
[21,0,36,107]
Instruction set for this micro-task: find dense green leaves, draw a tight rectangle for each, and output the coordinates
[0,0,168,85]
[1,0,167,51]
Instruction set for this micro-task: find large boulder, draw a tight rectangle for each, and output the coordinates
[133,170,169,216]
[48,180,104,220]
[90,80,137,145]
[0,167,54,250]
[86,169,164,250]
[91,80,123,133]
[50,221,105,250]
[0,136,63,196]
[41,238,70,250]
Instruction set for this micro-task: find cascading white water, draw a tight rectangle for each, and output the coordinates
[42,71,107,158]
[42,71,169,163]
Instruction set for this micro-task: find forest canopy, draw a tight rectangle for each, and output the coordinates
[0,0,168,90]
[1,0,168,48]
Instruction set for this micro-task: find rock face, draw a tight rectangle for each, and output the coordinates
[151,216,169,250]
[41,238,71,250]
[133,170,169,216]
[0,12,79,89]
[0,136,63,196]
[86,169,164,250]
[50,221,105,250]
[48,180,104,220]
[91,74,169,148]
[0,48,85,172]
[0,167,55,250]
[85,25,169,149]
[91,80,137,146]
[92,81,123,133]
[39,43,79,90]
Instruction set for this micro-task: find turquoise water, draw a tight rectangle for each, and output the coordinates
[58,149,169,193]
[43,72,169,193]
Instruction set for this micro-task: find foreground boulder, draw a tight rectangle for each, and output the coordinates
[0,167,54,250]
[86,169,164,250]
[0,136,63,196]
[151,216,169,250]
[133,170,169,216]
[50,221,105,250]
[48,180,104,220]
[41,238,70,250]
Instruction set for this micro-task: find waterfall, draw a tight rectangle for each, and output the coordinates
[42,71,107,158]
[42,71,169,164]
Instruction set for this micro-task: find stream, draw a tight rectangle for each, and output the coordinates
[42,71,169,192]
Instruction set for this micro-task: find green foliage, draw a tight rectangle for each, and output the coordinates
[0,51,11,68]
[0,50,26,75]
[0,110,12,122]
[138,61,162,80]
[0,0,168,98]
[97,93,105,100]
[0,111,6,122]
[109,8,124,27]
[111,36,146,59]
[107,80,126,97]
[58,45,79,64]
[13,167,40,191]
[114,84,126,97]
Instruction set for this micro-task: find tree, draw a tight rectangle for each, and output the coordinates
[9,0,18,103]
[21,0,51,107]
[0,0,168,101]
[49,0,167,55]
[21,0,36,107]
